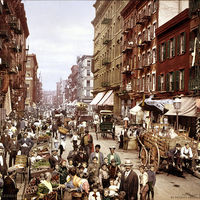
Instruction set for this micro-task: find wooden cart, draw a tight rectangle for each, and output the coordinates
[138,129,200,173]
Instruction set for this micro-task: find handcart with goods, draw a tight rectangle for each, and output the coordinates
[138,124,200,176]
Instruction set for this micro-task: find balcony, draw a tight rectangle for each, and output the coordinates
[101,18,112,24]
[189,0,200,16]
[101,81,110,87]
[102,58,111,66]
[136,14,144,25]
[103,37,111,45]
[3,1,11,14]
[10,41,20,53]
[122,65,132,76]
[0,58,10,69]
[135,60,143,70]
[8,66,18,74]
[0,25,10,39]
[122,41,134,53]
[142,8,151,21]
[142,31,151,45]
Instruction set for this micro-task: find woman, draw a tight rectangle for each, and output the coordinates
[59,160,68,184]
[37,172,59,199]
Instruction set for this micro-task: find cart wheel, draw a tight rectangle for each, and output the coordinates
[149,143,160,171]
[140,146,148,166]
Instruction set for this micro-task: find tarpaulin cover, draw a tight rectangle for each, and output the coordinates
[165,97,197,117]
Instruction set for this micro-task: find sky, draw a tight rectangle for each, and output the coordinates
[23,0,95,91]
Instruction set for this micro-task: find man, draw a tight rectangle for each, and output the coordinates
[2,169,18,200]
[49,149,61,169]
[1,129,11,159]
[89,144,104,167]
[181,143,194,169]
[80,130,93,157]
[0,144,7,177]
[9,135,19,167]
[18,132,34,156]
[119,160,138,200]
[107,146,121,166]
[166,143,182,170]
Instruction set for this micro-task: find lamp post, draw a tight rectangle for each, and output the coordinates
[173,97,181,130]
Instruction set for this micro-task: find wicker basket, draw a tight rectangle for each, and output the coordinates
[15,155,27,167]
[58,127,69,135]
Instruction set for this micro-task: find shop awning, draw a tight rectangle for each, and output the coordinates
[90,92,105,105]
[130,105,142,115]
[98,90,113,106]
[165,97,197,117]
[103,92,114,106]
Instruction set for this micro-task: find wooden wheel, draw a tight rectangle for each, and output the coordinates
[140,146,148,166]
[149,143,160,171]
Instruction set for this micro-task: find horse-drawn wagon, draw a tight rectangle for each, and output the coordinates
[138,124,200,176]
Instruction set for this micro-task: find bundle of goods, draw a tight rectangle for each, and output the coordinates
[32,159,50,170]
[25,177,40,196]
[15,155,27,167]
[37,134,50,143]
[58,127,69,135]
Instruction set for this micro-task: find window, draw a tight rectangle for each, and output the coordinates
[137,79,139,91]
[179,70,184,90]
[169,72,175,91]
[152,74,156,91]
[146,75,150,92]
[147,26,151,41]
[86,90,90,96]
[153,22,157,38]
[87,70,90,76]
[142,77,145,92]
[147,51,151,65]
[177,32,186,55]
[159,42,166,62]
[161,74,165,91]
[87,80,90,87]
[153,0,157,13]
[152,48,156,64]
[87,60,91,67]
[168,38,175,58]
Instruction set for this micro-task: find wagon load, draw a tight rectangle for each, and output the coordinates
[58,126,69,135]
[169,136,191,149]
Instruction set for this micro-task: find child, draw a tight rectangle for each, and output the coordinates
[104,157,109,166]
[67,159,74,169]
[114,171,122,189]
[99,163,110,188]
[139,165,149,200]
[54,136,59,149]
[88,184,101,200]
[108,178,119,198]
[147,165,156,200]
[82,161,88,173]
[103,188,110,200]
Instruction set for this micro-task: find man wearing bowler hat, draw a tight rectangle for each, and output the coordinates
[119,159,138,200]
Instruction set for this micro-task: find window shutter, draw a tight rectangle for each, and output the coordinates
[182,69,185,90]
[172,37,175,57]
[166,73,169,92]
[183,32,186,53]
[177,35,180,55]
[167,40,170,59]
[172,72,175,91]
[163,42,166,60]
[175,70,180,91]
[157,75,161,91]
[158,44,161,62]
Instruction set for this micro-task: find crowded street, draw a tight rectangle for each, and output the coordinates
[1,0,200,200]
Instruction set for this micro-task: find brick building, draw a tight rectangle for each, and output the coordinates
[0,0,29,117]
[25,54,38,108]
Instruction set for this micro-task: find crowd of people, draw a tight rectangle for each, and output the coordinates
[0,115,158,200]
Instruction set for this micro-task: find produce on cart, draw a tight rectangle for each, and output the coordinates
[138,123,200,175]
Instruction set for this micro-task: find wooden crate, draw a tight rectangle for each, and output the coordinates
[15,155,27,167]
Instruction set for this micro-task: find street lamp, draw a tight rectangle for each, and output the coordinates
[173,97,181,130]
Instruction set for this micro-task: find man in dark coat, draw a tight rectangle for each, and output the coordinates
[120,160,138,200]
[2,170,18,200]
[0,145,7,178]
[167,143,182,170]
[89,144,104,167]
[1,130,11,159]
[8,135,19,167]
[18,132,34,156]
[49,149,61,169]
